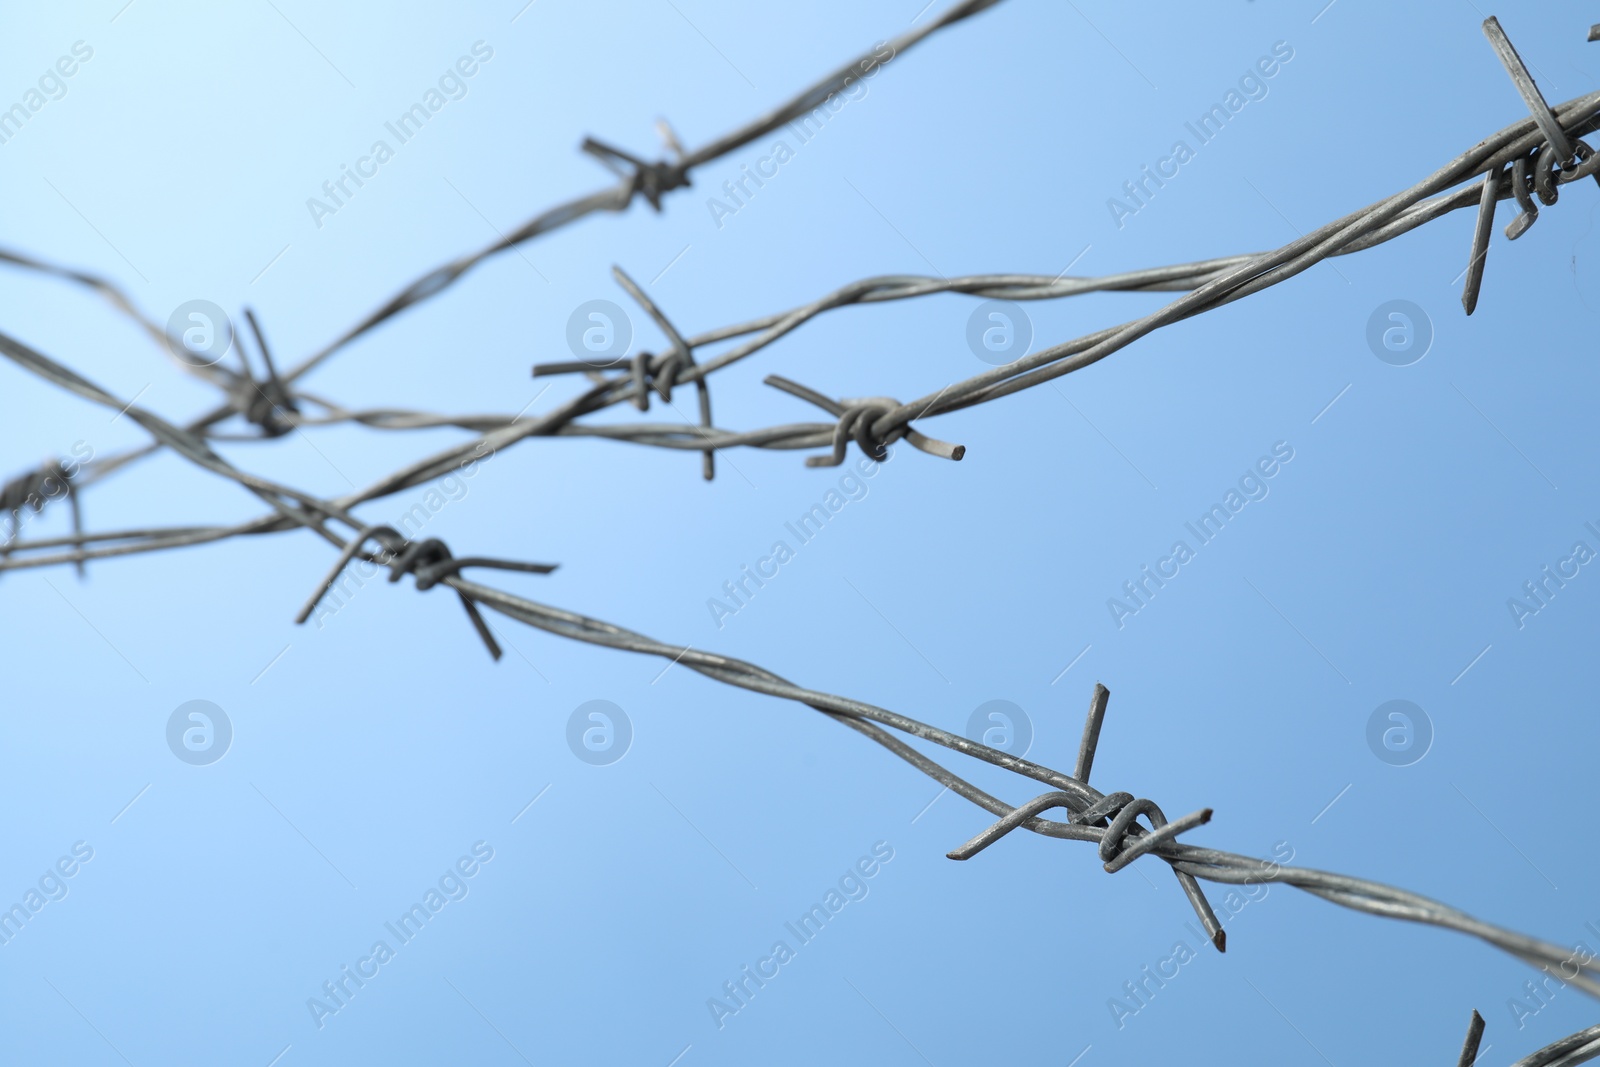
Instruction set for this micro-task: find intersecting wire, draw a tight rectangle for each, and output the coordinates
[2,7,1598,1064]
[0,0,1001,493]
[8,87,1600,518]
[7,75,1600,571]
[3,324,1598,1065]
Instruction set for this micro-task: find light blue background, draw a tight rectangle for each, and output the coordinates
[2,1,1598,1064]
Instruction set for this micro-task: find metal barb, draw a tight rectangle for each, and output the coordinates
[580,137,688,212]
[1075,682,1110,783]
[1462,164,1504,315]
[238,307,298,435]
[6,9,1600,1062]
[0,459,83,577]
[764,374,965,467]
[1458,1010,1487,1067]
[610,266,716,480]
[1505,153,1539,238]
[294,525,554,660]
[1483,16,1574,163]
[943,688,1226,952]
[946,791,1079,860]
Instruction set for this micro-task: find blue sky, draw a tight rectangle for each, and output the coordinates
[2,1,1599,1064]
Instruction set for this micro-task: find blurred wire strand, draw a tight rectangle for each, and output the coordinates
[2,5,1596,1063]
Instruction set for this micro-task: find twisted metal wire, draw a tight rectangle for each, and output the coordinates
[1459,1010,1600,1067]
[0,457,82,576]
[1,329,1597,1066]
[11,84,1599,518]
[3,10,1597,1063]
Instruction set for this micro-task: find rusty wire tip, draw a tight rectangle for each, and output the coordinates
[1075,682,1111,783]
[1213,929,1226,953]
[1457,1010,1487,1067]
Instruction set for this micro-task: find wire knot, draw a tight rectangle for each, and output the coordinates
[582,137,690,212]
[228,375,298,437]
[624,349,696,411]
[384,536,511,591]
[609,266,717,480]
[294,525,558,659]
[764,374,965,468]
[1501,138,1600,242]
[828,397,898,465]
[0,458,84,575]
[227,308,300,436]
[945,684,1225,951]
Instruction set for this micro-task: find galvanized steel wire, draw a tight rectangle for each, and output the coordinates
[2,4,1597,1062]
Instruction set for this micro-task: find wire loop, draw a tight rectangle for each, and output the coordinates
[581,137,691,212]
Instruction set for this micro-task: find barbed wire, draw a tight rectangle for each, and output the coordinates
[7,84,1600,568]
[1,322,1597,1064]
[9,74,1600,513]
[3,6,1597,1063]
[1460,1011,1600,1067]
[0,0,1004,458]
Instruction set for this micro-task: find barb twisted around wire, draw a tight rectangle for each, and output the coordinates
[0,457,82,576]
[3,6,1598,1064]
[12,86,1600,491]
[6,325,1600,1023]
[1458,1008,1600,1067]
